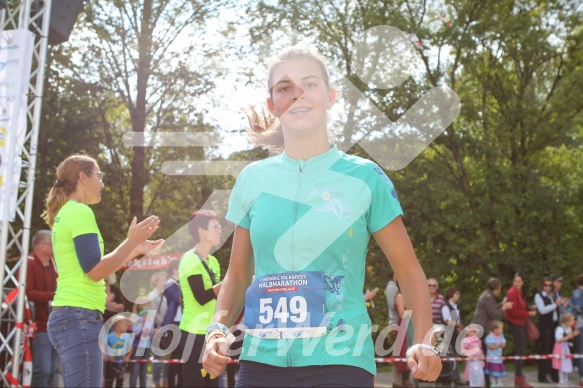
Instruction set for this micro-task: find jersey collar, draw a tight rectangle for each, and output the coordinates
[279,145,341,171]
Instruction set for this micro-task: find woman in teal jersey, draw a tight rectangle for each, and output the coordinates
[42,154,163,387]
[203,47,441,387]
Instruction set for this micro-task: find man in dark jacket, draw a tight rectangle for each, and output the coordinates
[25,230,59,387]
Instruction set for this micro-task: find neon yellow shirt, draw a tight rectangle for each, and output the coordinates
[52,200,105,312]
[179,250,220,334]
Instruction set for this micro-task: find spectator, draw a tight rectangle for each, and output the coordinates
[484,320,507,387]
[553,313,579,387]
[461,327,485,388]
[471,278,513,330]
[441,288,464,386]
[569,273,583,387]
[104,314,132,388]
[149,272,168,328]
[442,288,463,331]
[385,271,399,326]
[551,274,569,318]
[148,271,168,388]
[385,272,403,386]
[428,278,445,324]
[226,309,244,388]
[103,273,125,323]
[25,230,59,388]
[162,260,182,388]
[43,154,162,387]
[394,287,412,388]
[534,276,558,384]
[471,277,513,388]
[504,273,536,388]
[550,274,567,383]
[363,266,378,321]
[130,296,154,388]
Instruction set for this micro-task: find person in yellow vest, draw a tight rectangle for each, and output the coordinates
[178,210,223,387]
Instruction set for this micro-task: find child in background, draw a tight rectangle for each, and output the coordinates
[484,320,507,387]
[462,327,485,387]
[553,313,580,387]
[104,314,132,388]
[130,296,154,388]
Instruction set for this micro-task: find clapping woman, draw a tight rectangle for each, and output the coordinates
[43,154,163,387]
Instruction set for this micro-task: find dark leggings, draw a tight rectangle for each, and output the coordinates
[508,321,526,377]
[538,327,554,381]
[178,330,219,388]
[235,361,374,388]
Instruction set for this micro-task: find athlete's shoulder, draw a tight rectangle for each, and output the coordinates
[65,200,93,213]
[238,154,283,175]
[54,200,94,225]
[339,152,378,167]
[179,250,198,262]
[178,251,203,274]
[336,152,392,180]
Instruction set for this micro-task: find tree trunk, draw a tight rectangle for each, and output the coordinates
[128,0,153,222]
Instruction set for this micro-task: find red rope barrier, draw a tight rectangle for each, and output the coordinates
[375,353,583,363]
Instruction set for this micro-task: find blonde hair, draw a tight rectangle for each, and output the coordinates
[41,154,97,227]
[560,313,575,325]
[245,46,332,153]
[489,320,503,332]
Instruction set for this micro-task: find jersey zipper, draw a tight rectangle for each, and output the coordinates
[290,161,305,272]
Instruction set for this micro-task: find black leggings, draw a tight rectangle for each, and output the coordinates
[538,327,555,380]
[178,330,219,388]
[508,321,526,377]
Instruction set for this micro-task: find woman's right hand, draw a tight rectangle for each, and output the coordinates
[134,239,165,257]
[502,301,513,310]
[202,336,231,379]
[127,216,160,244]
[528,309,536,317]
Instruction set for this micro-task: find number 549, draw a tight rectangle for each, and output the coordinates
[259,296,307,324]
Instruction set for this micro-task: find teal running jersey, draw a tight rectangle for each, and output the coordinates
[226,145,403,375]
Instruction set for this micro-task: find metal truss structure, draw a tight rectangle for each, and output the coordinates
[0,0,52,385]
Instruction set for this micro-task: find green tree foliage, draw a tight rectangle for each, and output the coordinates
[77,0,226,222]
[244,0,583,324]
[32,0,233,298]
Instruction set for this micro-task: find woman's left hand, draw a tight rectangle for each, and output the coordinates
[407,346,442,381]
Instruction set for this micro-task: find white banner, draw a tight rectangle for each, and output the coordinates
[0,29,35,222]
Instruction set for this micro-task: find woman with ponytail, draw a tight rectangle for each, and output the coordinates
[203,46,441,386]
[43,154,164,387]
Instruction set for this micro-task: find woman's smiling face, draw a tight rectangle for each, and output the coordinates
[267,57,335,136]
